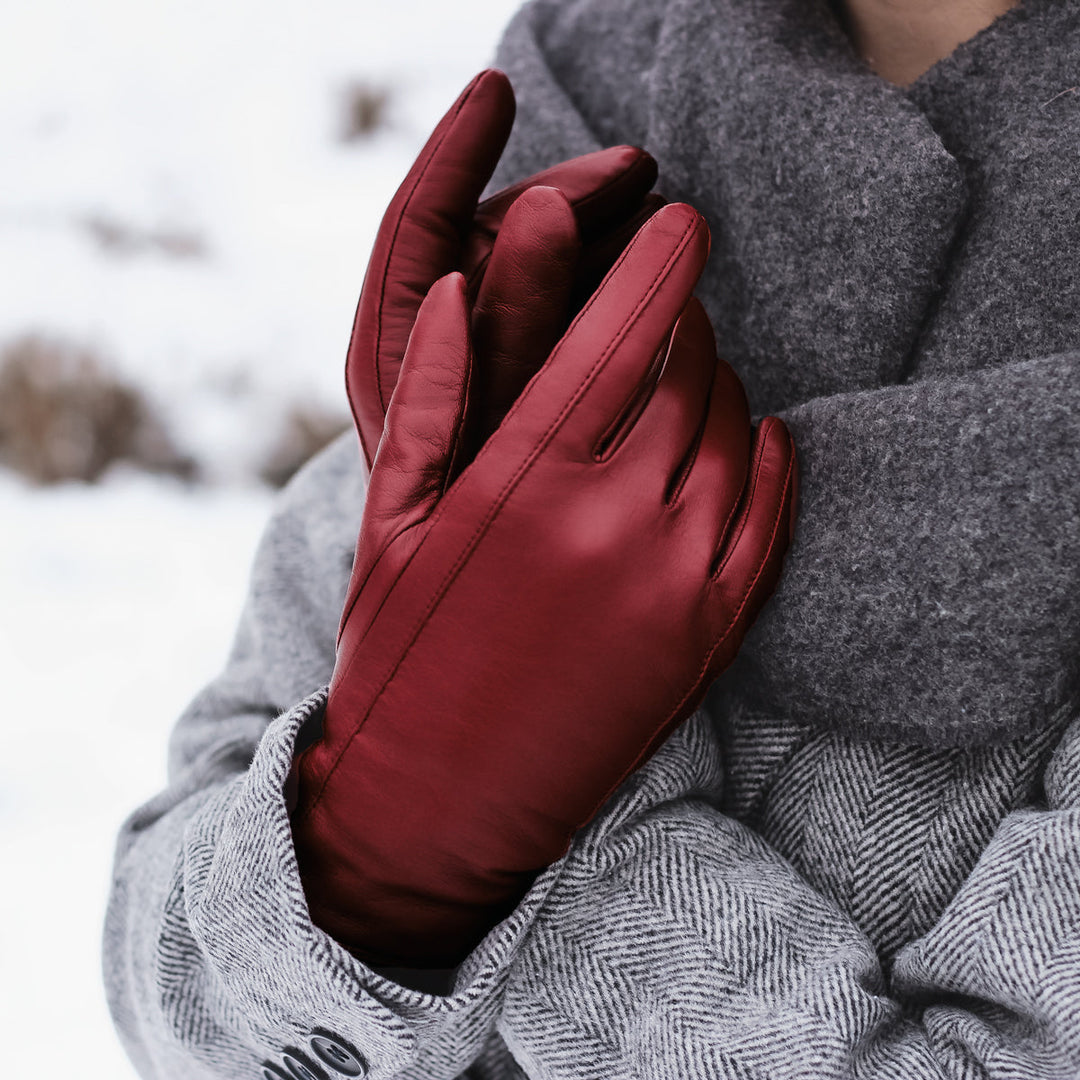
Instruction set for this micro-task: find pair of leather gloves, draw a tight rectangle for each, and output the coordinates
[289,70,798,969]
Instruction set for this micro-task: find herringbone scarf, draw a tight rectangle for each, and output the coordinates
[489,0,1080,958]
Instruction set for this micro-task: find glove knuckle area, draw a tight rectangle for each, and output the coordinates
[546,206,708,454]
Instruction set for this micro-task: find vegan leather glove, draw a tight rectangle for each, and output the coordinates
[291,201,798,968]
[346,67,662,470]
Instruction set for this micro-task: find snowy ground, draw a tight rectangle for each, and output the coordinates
[0,473,273,1074]
[0,0,519,1072]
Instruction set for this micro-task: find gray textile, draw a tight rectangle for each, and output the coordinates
[102,0,1080,1077]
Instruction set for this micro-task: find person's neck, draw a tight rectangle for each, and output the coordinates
[835,0,1020,85]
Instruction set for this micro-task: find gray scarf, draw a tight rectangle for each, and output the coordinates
[490,0,1080,750]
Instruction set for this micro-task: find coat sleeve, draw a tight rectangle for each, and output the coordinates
[101,431,567,1080]
[492,713,1080,1080]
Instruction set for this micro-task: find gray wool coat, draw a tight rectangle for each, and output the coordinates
[103,0,1080,1076]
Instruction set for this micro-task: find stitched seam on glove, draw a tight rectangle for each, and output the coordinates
[665,370,715,507]
[712,418,784,580]
[303,216,699,818]
[372,74,486,417]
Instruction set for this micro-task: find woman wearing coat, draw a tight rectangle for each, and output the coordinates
[103,0,1080,1075]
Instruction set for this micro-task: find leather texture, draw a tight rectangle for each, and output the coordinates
[291,201,797,968]
[345,68,662,470]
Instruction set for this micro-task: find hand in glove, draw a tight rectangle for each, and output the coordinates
[346,67,662,470]
[290,200,798,968]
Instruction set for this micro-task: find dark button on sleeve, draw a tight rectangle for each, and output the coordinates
[309,1034,368,1077]
[283,1052,324,1080]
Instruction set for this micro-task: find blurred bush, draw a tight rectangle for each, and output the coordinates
[258,402,350,488]
[0,335,195,485]
[81,214,208,259]
[339,80,391,141]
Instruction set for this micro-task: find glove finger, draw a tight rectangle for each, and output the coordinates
[463,145,658,290]
[672,335,753,546]
[593,298,716,499]
[347,69,515,467]
[570,192,667,313]
[340,272,474,647]
[707,416,797,664]
[532,202,710,456]
[365,272,474,530]
[468,186,580,455]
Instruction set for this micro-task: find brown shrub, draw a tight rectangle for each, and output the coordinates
[339,80,391,142]
[258,403,350,489]
[0,335,196,484]
[81,214,208,259]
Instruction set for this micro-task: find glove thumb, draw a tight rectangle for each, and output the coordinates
[364,271,474,530]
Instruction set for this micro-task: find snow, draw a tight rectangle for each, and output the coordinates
[1,0,522,479]
[0,0,520,1072]
[0,473,273,1074]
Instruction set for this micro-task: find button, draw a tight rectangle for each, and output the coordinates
[309,1034,368,1077]
[262,1066,288,1080]
[283,1053,324,1080]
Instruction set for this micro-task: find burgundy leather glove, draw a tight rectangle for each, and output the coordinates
[346,67,662,470]
[291,201,798,968]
